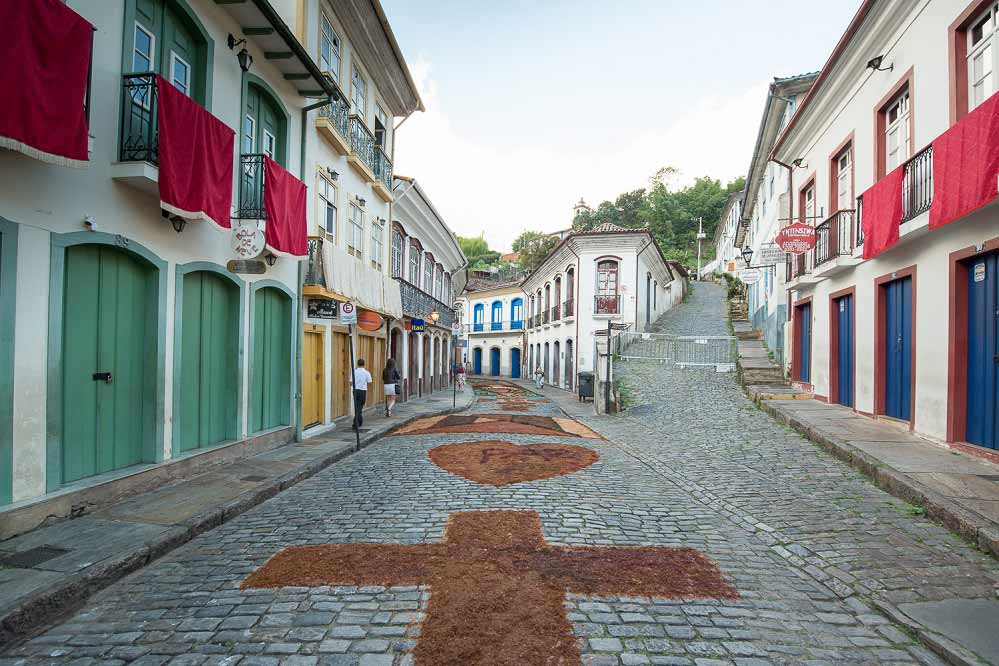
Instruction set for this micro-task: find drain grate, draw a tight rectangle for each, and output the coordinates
[0,545,70,568]
[241,475,268,482]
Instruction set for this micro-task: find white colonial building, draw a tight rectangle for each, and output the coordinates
[522,223,683,391]
[705,190,745,277]
[768,0,999,452]
[455,278,526,378]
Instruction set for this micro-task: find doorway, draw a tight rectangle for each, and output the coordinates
[966,252,997,448]
[832,293,854,408]
[301,324,325,429]
[882,276,913,421]
[511,348,521,378]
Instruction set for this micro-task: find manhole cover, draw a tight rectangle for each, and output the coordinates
[241,475,268,482]
[0,545,70,568]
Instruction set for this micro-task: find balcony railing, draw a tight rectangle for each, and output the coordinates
[785,251,810,281]
[348,115,376,173]
[305,236,327,289]
[902,144,933,222]
[855,195,864,246]
[563,299,575,318]
[594,294,621,315]
[394,277,456,329]
[491,320,503,331]
[473,322,484,332]
[511,318,524,330]
[374,146,393,191]
[542,310,550,324]
[814,209,855,267]
[120,73,158,164]
[235,154,265,219]
[467,321,524,332]
[317,97,349,140]
[550,305,560,321]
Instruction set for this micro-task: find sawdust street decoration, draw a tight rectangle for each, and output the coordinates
[390,413,603,439]
[429,440,599,485]
[469,380,534,398]
[242,510,739,666]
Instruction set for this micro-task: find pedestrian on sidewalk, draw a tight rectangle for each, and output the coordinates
[455,363,466,390]
[352,359,372,430]
[382,358,401,417]
[534,366,545,389]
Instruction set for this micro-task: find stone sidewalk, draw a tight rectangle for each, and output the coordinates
[0,387,474,648]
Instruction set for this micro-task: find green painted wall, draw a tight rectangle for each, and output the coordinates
[250,286,292,432]
[0,218,17,505]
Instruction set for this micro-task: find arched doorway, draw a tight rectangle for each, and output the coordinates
[408,331,419,398]
[565,339,574,391]
[473,347,483,374]
[543,342,550,379]
[490,347,501,376]
[528,345,534,375]
[552,341,561,389]
[251,286,292,433]
[511,348,521,378]
[423,335,432,394]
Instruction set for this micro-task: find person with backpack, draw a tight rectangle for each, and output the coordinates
[534,366,545,389]
[382,358,401,417]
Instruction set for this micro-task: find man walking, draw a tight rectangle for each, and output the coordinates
[352,359,372,431]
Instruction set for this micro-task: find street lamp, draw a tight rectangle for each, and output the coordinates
[741,247,754,266]
[429,309,440,324]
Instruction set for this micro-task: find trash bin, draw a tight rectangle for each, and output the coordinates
[577,371,594,401]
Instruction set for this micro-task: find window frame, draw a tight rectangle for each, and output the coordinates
[951,0,999,124]
[828,134,854,214]
[132,21,155,74]
[409,240,421,284]
[875,68,915,179]
[370,220,384,271]
[319,11,341,82]
[391,227,405,278]
[347,203,364,258]
[243,115,256,155]
[351,64,367,119]
[316,170,338,242]
[169,51,191,95]
[263,130,276,159]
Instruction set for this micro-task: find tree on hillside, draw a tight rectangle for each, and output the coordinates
[518,235,559,273]
[457,234,501,270]
[512,230,549,253]
[571,189,649,232]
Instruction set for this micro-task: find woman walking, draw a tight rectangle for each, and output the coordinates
[382,358,401,417]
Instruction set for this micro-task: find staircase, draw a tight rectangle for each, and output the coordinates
[730,295,810,402]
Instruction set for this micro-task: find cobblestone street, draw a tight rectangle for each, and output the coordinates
[2,284,998,666]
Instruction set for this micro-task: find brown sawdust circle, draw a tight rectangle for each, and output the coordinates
[428,440,599,485]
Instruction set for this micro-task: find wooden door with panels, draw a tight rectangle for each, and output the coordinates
[301,324,325,429]
[329,330,350,420]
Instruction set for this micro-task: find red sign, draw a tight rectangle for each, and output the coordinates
[357,309,384,332]
[774,222,816,255]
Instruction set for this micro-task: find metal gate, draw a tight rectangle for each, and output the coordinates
[613,332,737,372]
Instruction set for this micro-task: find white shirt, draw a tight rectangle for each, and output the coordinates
[353,367,372,390]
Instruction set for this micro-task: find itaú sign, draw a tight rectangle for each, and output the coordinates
[774,222,816,254]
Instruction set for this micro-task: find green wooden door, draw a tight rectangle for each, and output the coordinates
[62,245,154,483]
[179,272,239,452]
[251,287,291,432]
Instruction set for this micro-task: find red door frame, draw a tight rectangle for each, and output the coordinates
[791,295,814,390]
[828,286,857,408]
[873,265,917,429]
[947,236,999,443]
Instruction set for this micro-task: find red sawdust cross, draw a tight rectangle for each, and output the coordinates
[242,510,738,666]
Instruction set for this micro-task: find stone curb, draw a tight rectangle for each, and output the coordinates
[0,396,474,649]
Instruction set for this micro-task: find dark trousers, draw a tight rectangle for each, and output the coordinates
[352,389,367,429]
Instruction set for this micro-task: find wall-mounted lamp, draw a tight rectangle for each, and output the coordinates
[161,209,186,233]
[265,253,277,266]
[866,55,893,73]
[429,310,441,324]
[227,34,253,72]
[326,167,339,181]
[791,158,807,168]
[356,196,366,208]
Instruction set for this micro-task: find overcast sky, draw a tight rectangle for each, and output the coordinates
[381,1,859,253]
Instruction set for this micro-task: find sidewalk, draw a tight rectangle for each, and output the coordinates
[0,386,474,648]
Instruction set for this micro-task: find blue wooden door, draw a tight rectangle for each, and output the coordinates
[490,348,500,376]
[967,252,998,449]
[511,348,521,378]
[884,277,913,421]
[473,347,482,374]
[836,294,854,407]
[798,303,811,383]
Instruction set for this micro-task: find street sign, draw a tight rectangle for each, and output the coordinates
[226,259,266,274]
[740,269,762,284]
[340,301,357,325]
[775,223,816,254]
[307,299,339,319]
[757,244,786,265]
[451,322,461,336]
[410,318,426,332]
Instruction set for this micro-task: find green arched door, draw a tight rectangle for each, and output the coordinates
[179,271,239,452]
[251,287,291,432]
[62,245,155,483]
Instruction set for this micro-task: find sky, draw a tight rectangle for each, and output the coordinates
[381,1,860,253]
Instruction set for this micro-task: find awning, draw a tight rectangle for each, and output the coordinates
[216,0,337,99]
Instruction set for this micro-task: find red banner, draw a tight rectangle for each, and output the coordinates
[774,222,815,255]
[264,157,308,257]
[157,76,235,230]
[0,0,92,167]
[929,91,999,229]
[861,165,904,260]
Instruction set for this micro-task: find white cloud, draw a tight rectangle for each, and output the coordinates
[393,58,767,253]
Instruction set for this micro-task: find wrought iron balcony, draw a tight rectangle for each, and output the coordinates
[234,154,266,220]
[785,252,810,281]
[550,305,560,321]
[120,73,158,164]
[511,318,524,330]
[467,320,522,332]
[317,97,349,140]
[305,237,327,288]
[374,146,393,191]
[473,322,484,332]
[542,310,550,324]
[594,294,621,315]
[563,299,575,318]
[394,277,456,328]
[814,210,855,267]
[348,115,376,174]
[855,195,865,246]
[902,144,932,222]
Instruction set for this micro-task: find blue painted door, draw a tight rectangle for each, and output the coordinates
[836,294,854,407]
[797,303,811,383]
[967,252,998,449]
[884,277,913,421]
[511,348,521,378]
[490,348,500,376]
[473,347,482,374]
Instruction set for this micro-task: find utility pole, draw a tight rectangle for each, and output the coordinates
[696,217,706,281]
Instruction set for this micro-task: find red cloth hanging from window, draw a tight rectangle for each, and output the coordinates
[264,157,308,257]
[0,0,92,167]
[156,75,235,230]
[860,165,904,260]
[929,91,999,229]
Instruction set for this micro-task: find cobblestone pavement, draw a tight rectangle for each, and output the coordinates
[3,289,998,666]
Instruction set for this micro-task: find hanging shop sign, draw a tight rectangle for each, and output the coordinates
[226,259,266,274]
[774,223,816,254]
[307,299,339,319]
[340,301,357,325]
[757,244,786,265]
[410,318,426,332]
[740,268,762,284]
[357,309,384,332]
[231,222,265,259]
